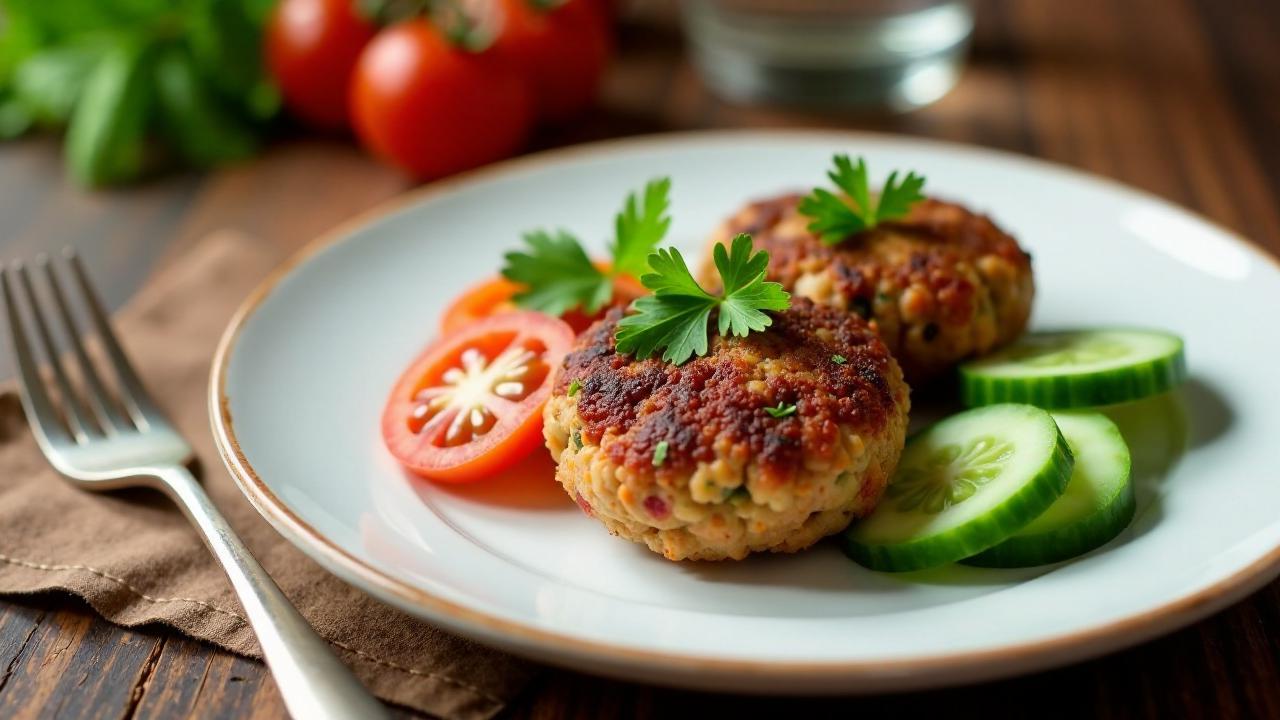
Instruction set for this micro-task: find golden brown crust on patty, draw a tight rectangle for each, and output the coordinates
[705,194,1035,383]
[544,298,910,561]
[554,298,902,485]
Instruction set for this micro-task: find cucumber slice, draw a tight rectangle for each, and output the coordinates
[960,329,1186,409]
[844,404,1073,572]
[963,412,1134,568]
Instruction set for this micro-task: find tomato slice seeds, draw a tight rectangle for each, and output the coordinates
[382,312,573,482]
[409,342,549,444]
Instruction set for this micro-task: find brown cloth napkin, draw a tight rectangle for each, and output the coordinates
[0,232,534,719]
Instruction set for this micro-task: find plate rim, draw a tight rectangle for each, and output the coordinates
[208,129,1280,688]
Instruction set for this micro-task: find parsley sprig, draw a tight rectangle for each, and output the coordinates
[611,179,673,278]
[614,234,790,364]
[797,155,926,246]
[501,178,672,316]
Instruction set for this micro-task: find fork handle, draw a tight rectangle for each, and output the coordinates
[153,465,390,720]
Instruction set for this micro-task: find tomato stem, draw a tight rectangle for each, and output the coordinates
[427,0,495,52]
[354,0,431,25]
[526,0,567,11]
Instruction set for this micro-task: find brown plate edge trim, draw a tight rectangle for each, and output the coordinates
[207,129,1280,687]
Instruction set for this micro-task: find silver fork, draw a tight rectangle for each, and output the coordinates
[1,252,388,720]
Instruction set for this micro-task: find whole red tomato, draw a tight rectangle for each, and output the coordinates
[493,0,612,123]
[266,0,376,130]
[349,20,534,180]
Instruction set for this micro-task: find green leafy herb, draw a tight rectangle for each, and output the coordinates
[567,379,581,397]
[186,0,280,121]
[572,431,583,450]
[0,0,278,186]
[154,44,259,168]
[502,178,671,316]
[614,234,790,364]
[652,440,669,467]
[611,177,672,277]
[502,229,612,316]
[763,402,797,418]
[0,95,32,140]
[797,155,926,246]
[831,354,847,365]
[65,40,152,187]
[12,43,104,126]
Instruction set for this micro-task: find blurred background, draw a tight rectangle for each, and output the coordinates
[1,2,1279,714]
[0,0,1276,363]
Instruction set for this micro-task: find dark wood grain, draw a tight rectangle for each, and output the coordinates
[1,0,1278,718]
[0,597,164,720]
[132,635,283,720]
[0,601,43,695]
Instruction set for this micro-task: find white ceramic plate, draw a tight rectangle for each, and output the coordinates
[211,131,1280,693]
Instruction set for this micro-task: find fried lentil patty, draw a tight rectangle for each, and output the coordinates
[703,194,1035,384]
[543,299,910,561]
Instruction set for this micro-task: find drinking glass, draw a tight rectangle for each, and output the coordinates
[680,0,975,111]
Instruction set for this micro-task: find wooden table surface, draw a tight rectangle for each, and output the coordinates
[2,1,1279,717]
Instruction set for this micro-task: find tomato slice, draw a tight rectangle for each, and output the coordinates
[440,273,646,335]
[382,312,574,482]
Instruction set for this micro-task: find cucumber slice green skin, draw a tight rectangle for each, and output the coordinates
[960,330,1187,409]
[963,482,1134,567]
[843,405,1075,573]
[963,412,1135,568]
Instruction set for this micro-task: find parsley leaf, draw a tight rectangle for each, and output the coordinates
[876,170,927,221]
[831,354,847,364]
[501,178,672,316]
[713,234,787,338]
[611,177,671,278]
[763,402,797,418]
[797,155,927,246]
[567,378,581,396]
[501,229,613,315]
[614,234,790,364]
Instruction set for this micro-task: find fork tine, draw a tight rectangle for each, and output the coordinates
[42,256,127,435]
[17,260,96,442]
[62,249,162,430]
[1,265,73,447]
